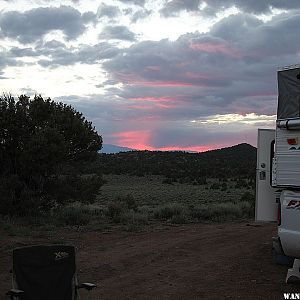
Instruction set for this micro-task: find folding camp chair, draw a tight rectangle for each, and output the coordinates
[6,244,96,300]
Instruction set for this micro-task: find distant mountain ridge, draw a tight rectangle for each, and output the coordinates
[98,143,257,182]
[100,143,254,154]
[100,144,135,154]
[100,144,198,154]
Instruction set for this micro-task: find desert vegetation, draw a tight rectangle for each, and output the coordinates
[0,173,255,234]
[0,95,256,234]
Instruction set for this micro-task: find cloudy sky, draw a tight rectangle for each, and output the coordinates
[1,0,299,151]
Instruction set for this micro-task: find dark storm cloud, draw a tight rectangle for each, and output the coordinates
[99,25,136,41]
[97,4,121,19]
[160,0,300,17]
[0,6,92,43]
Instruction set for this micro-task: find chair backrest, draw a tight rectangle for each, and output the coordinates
[13,245,76,300]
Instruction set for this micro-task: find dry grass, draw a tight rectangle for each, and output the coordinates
[97,174,252,207]
[1,175,255,234]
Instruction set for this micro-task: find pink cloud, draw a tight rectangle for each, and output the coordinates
[129,80,195,87]
[127,105,153,110]
[127,96,180,110]
[108,130,231,152]
[157,145,213,152]
[176,62,189,67]
[129,96,175,103]
[111,130,153,150]
[155,103,174,109]
[246,92,277,98]
[114,71,199,87]
[146,66,161,71]
[189,41,242,58]
[126,103,175,111]
[184,71,217,80]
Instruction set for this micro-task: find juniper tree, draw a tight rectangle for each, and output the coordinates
[0,95,103,215]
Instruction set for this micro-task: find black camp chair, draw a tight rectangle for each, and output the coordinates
[6,244,96,300]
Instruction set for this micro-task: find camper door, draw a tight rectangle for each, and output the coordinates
[255,129,277,221]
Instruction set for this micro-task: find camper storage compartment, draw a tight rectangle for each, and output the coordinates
[273,126,300,187]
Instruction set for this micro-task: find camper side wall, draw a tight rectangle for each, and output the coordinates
[273,127,300,187]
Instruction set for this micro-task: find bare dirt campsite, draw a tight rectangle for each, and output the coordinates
[0,221,299,299]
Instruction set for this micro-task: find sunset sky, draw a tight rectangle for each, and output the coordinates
[1,0,300,151]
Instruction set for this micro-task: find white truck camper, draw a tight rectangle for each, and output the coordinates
[256,65,300,283]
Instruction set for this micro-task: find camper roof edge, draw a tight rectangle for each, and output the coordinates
[278,64,300,71]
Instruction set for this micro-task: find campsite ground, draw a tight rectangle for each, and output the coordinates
[0,221,298,299]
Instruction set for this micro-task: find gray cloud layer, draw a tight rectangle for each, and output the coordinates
[131,9,152,22]
[160,0,300,17]
[5,40,121,67]
[97,4,121,19]
[160,0,200,17]
[118,0,146,7]
[0,5,93,43]
[99,25,136,41]
[101,11,300,125]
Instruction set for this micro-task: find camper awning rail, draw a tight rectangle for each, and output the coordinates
[277,118,300,129]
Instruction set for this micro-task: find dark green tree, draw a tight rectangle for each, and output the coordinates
[0,95,103,215]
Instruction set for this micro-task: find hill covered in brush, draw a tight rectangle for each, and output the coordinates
[96,143,256,184]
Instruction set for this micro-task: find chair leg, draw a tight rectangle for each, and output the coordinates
[286,258,300,283]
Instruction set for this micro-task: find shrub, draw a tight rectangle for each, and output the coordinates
[221,182,227,191]
[191,201,252,222]
[123,194,138,211]
[154,203,185,220]
[106,201,124,222]
[0,95,102,216]
[240,191,255,203]
[121,210,149,226]
[235,179,248,188]
[0,175,52,216]
[162,178,173,184]
[56,204,91,226]
[44,175,103,205]
[171,213,189,224]
[197,177,207,185]
[210,183,220,190]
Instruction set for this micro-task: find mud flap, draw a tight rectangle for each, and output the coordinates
[286,258,300,283]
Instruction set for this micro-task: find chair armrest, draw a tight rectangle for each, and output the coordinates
[7,288,25,297]
[77,282,97,291]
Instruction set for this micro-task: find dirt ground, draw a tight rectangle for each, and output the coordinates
[0,221,299,300]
